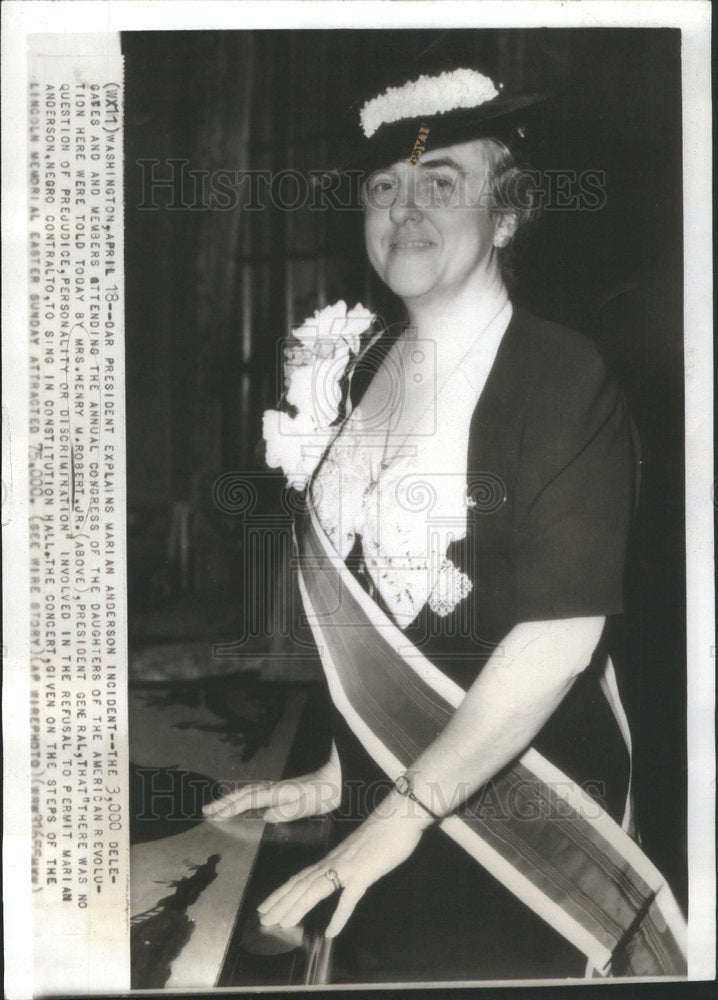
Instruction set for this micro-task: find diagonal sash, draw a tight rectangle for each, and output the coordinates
[293,503,687,977]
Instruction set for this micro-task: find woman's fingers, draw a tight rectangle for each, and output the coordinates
[325,884,365,938]
[262,804,300,824]
[261,788,313,824]
[257,865,318,914]
[204,778,329,824]
[260,867,341,929]
[259,867,365,935]
[274,873,337,929]
[202,781,273,820]
[255,797,426,937]
[204,770,340,824]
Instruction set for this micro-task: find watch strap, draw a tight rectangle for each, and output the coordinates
[394,773,442,821]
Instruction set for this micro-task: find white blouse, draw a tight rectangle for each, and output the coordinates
[312,293,512,629]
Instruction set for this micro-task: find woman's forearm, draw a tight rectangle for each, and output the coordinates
[257,618,606,935]
[405,616,606,818]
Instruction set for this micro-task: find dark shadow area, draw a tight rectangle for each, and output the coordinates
[131,854,221,989]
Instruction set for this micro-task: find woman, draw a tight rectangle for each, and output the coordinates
[205,68,686,981]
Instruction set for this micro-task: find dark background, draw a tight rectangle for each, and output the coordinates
[122,29,686,906]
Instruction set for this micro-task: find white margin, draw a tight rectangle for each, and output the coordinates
[680,0,716,982]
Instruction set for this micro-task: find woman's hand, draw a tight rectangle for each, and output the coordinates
[203,743,341,824]
[257,789,432,938]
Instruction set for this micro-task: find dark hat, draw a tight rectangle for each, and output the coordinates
[337,69,548,175]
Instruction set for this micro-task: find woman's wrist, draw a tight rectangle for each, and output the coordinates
[368,784,436,831]
[394,772,445,821]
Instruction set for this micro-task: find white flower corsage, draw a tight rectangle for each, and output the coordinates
[262,301,375,490]
[360,68,499,138]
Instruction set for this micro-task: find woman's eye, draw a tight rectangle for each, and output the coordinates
[430,176,454,191]
[366,175,395,193]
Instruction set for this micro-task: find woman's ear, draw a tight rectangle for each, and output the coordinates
[493,212,518,249]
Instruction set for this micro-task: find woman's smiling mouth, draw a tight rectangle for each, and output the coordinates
[389,240,436,250]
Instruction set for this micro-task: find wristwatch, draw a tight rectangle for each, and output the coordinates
[394,773,442,821]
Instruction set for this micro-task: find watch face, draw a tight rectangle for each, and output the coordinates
[395,775,410,796]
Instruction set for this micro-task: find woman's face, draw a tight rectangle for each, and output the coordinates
[363,139,503,304]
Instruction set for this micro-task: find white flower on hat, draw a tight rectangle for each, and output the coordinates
[360,68,500,138]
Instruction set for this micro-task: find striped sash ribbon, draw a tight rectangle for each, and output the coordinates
[294,503,687,977]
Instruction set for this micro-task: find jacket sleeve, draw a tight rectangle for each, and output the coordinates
[510,347,637,623]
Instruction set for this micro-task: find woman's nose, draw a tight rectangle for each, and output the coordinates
[389,178,423,225]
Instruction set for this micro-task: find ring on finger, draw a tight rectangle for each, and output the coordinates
[323,868,342,892]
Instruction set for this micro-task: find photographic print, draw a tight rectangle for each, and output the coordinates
[2,3,714,997]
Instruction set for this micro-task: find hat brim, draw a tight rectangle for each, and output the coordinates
[334,92,549,175]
